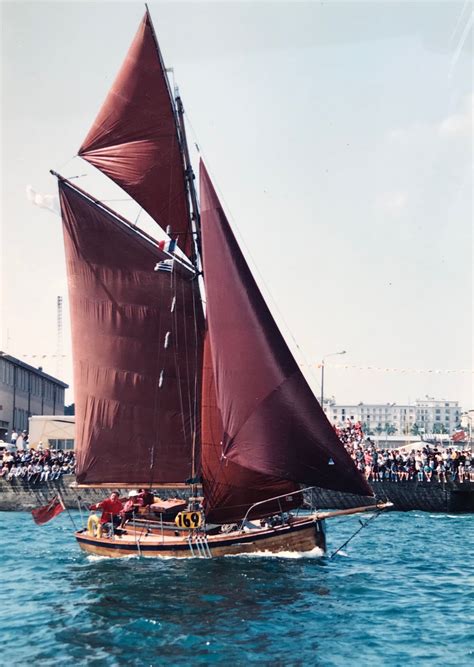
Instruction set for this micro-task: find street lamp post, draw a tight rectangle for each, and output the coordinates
[320,350,346,408]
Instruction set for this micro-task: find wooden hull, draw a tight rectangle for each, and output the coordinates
[75,516,326,558]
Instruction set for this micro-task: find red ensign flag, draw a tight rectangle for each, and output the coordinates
[31,495,65,525]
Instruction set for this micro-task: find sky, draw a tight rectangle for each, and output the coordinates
[1,0,472,411]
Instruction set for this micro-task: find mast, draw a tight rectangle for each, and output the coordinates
[145,7,203,488]
[174,97,202,487]
[149,19,202,494]
[175,94,202,264]
[174,93,203,489]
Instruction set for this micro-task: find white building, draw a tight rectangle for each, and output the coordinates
[323,396,462,435]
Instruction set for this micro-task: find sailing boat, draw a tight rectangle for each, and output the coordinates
[53,8,384,558]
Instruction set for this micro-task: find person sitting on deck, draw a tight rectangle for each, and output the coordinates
[137,488,154,507]
[89,492,124,533]
[118,490,140,529]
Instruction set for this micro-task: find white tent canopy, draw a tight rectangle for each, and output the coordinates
[395,441,426,452]
[28,415,75,450]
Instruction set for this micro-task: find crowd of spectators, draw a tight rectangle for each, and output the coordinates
[335,421,473,483]
[0,422,472,486]
[0,441,75,483]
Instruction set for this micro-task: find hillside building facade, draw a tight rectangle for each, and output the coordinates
[322,397,462,435]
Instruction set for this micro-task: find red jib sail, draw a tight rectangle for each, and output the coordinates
[78,10,193,258]
[59,178,203,486]
[201,332,301,524]
[199,160,372,499]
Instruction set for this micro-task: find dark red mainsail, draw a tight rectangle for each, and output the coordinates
[78,10,193,258]
[199,161,372,499]
[59,178,203,486]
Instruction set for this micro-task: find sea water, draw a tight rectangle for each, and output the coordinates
[0,510,472,666]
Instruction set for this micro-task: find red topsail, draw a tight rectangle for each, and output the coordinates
[78,11,193,258]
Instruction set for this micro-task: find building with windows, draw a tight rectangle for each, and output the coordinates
[322,396,462,436]
[0,352,68,440]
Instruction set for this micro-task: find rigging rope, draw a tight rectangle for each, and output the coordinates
[183,109,322,390]
[189,268,203,483]
[329,509,383,559]
[148,266,168,490]
[171,270,192,463]
[57,490,78,531]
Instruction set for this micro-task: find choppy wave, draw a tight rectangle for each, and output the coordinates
[1,510,472,666]
[86,546,325,561]
[332,549,349,557]
[224,546,325,559]
[86,554,139,562]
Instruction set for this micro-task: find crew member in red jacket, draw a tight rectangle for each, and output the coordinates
[90,492,124,530]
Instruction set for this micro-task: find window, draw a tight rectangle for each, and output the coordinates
[17,368,29,392]
[31,376,41,396]
[13,408,28,431]
[44,382,54,401]
[48,438,74,451]
[3,363,14,385]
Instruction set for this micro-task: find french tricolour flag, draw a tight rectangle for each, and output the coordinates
[158,239,177,253]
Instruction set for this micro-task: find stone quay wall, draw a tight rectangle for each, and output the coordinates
[307,480,474,513]
[1,477,473,513]
[0,477,191,512]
